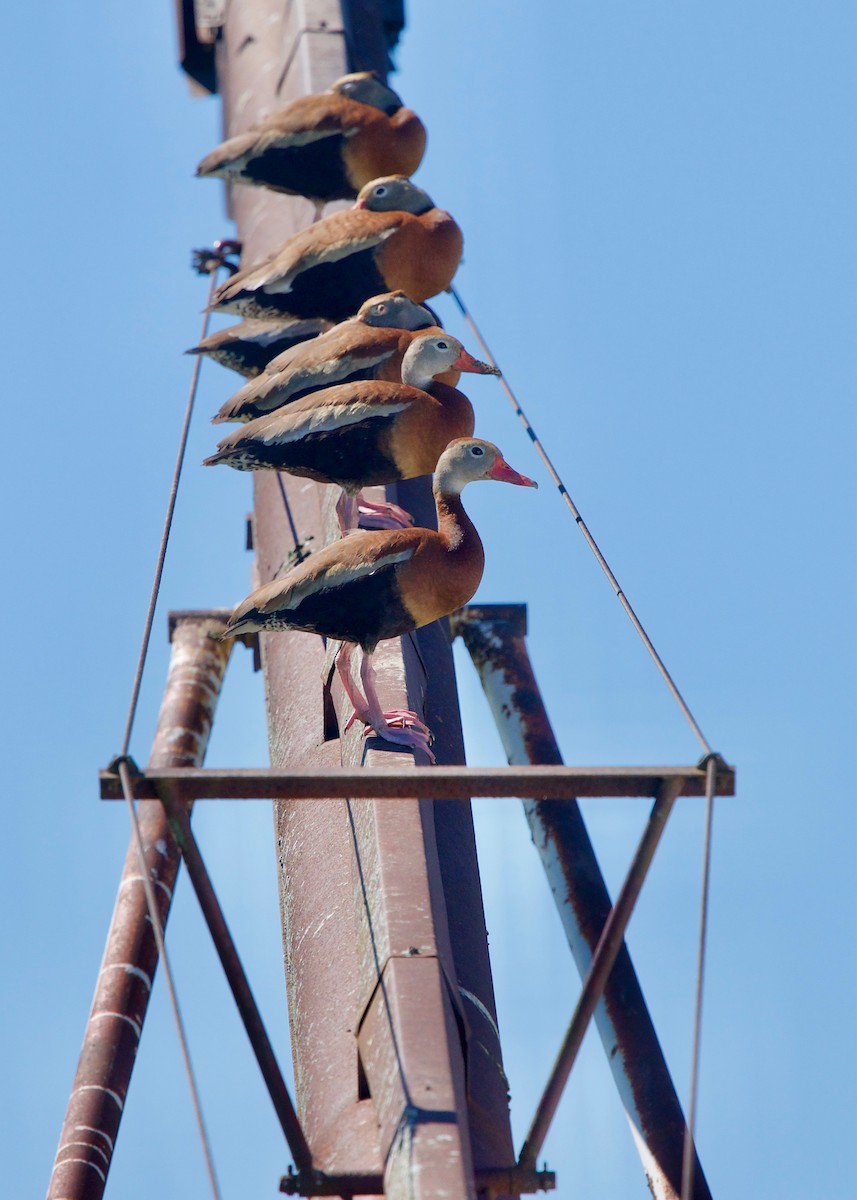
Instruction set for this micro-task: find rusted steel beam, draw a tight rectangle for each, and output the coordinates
[217,5,515,1197]
[99,763,736,801]
[452,604,715,1200]
[339,720,480,1198]
[47,613,233,1200]
[158,793,312,1170]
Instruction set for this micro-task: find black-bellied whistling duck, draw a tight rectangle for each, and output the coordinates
[208,177,463,323]
[203,332,498,532]
[213,291,456,424]
[196,73,426,204]
[187,316,331,379]
[222,438,537,760]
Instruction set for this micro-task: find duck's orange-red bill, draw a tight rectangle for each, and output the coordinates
[487,456,538,488]
[453,348,501,375]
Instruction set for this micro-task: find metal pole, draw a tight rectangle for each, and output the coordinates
[453,604,713,1200]
[215,4,515,1195]
[47,613,233,1200]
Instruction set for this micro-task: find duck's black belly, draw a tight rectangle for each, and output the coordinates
[227,413,399,489]
[248,563,414,652]
[207,328,322,378]
[241,137,355,202]
[275,249,388,321]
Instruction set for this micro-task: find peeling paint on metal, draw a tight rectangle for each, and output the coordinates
[454,605,710,1200]
[89,1011,142,1039]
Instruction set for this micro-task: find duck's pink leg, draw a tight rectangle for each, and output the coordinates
[335,491,360,534]
[357,651,436,762]
[355,491,413,530]
[335,643,371,727]
[336,489,413,532]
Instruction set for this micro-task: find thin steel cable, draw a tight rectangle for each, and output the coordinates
[681,753,718,1200]
[119,266,221,758]
[447,284,713,757]
[276,473,308,564]
[117,760,223,1200]
[113,257,230,1200]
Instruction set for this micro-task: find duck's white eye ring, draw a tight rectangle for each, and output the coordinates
[436,340,448,350]
[470,445,485,456]
[374,185,388,196]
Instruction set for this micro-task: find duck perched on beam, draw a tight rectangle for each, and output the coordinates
[221,438,537,760]
[208,177,462,323]
[203,332,498,531]
[212,291,451,424]
[196,72,426,204]
[187,316,332,379]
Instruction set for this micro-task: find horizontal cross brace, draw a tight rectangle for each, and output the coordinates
[100,764,735,802]
[279,1165,557,1196]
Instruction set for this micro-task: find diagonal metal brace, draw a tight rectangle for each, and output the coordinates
[518,776,683,1170]
[452,603,718,1200]
[157,789,313,1172]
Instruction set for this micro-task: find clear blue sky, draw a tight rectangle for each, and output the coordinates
[4,2,855,1198]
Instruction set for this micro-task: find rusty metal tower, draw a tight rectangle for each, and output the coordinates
[46,5,733,1200]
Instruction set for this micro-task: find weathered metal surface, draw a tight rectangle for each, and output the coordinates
[100,763,736,801]
[358,955,474,1198]
[216,6,517,1196]
[452,605,715,1200]
[159,794,312,1169]
[217,0,388,1183]
[211,7,518,1190]
[335,683,480,1198]
[47,614,233,1200]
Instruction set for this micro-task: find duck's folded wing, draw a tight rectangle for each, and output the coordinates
[212,210,405,304]
[197,96,362,175]
[246,529,421,614]
[219,385,414,449]
[216,327,399,421]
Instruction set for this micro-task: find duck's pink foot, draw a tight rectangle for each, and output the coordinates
[355,650,435,760]
[366,714,436,763]
[376,708,432,736]
[345,706,431,738]
[356,497,414,529]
